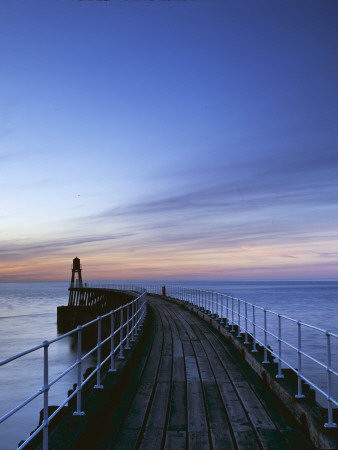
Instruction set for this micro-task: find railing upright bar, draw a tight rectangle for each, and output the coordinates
[42,341,49,450]
[109,311,116,372]
[73,326,85,415]
[295,321,305,398]
[231,297,235,332]
[94,317,103,389]
[276,315,284,379]
[237,299,241,337]
[134,299,139,336]
[252,304,257,352]
[119,308,125,359]
[137,296,142,332]
[220,295,224,324]
[244,302,249,344]
[125,304,131,350]
[262,310,269,364]
[325,332,337,428]
[130,302,135,342]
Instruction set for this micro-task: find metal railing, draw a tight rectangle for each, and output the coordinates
[142,283,338,428]
[0,286,147,449]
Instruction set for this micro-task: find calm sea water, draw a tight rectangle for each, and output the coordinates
[0,280,337,449]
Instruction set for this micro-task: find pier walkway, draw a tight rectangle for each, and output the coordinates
[69,295,312,450]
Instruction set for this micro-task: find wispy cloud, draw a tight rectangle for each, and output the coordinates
[0,233,133,261]
[241,245,297,259]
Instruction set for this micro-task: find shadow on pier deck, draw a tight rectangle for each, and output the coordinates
[45,294,321,450]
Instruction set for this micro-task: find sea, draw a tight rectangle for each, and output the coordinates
[0,280,337,449]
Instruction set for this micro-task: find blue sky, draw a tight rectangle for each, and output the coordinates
[0,0,337,281]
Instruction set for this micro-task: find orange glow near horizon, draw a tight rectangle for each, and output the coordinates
[0,241,336,282]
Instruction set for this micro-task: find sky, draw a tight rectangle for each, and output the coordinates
[0,0,337,281]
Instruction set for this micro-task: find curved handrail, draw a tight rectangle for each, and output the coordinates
[0,286,147,449]
[142,283,338,429]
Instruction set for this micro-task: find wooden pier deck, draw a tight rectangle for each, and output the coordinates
[67,294,313,450]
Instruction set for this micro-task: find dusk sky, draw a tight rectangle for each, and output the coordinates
[0,0,337,281]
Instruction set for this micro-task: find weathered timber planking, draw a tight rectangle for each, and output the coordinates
[140,383,171,450]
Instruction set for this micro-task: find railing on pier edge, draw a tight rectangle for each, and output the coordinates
[0,284,337,450]
[0,285,147,450]
[144,284,338,429]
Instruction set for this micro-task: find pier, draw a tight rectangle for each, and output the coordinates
[1,264,338,449]
[51,294,314,449]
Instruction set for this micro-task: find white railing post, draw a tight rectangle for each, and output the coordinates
[130,301,135,342]
[244,302,249,344]
[325,331,337,428]
[125,304,131,350]
[94,317,103,389]
[295,321,305,398]
[231,297,235,332]
[220,294,224,325]
[252,305,257,352]
[73,326,85,415]
[137,297,142,331]
[262,309,269,364]
[119,308,125,360]
[43,341,49,450]
[276,315,284,378]
[141,293,145,325]
[237,299,241,337]
[134,300,139,336]
[226,295,229,327]
[109,311,116,372]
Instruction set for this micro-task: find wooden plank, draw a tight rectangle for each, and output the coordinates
[233,380,288,449]
[185,355,200,381]
[139,317,163,384]
[185,316,264,449]
[187,381,208,433]
[203,382,235,449]
[112,383,155,449]
[184,326,235,449]
[218,381,261,449]
[164,431,186,450]
[167,381,186,433]
[140,383,171,450]
[192,320,288,449]
[189,431,210,449]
